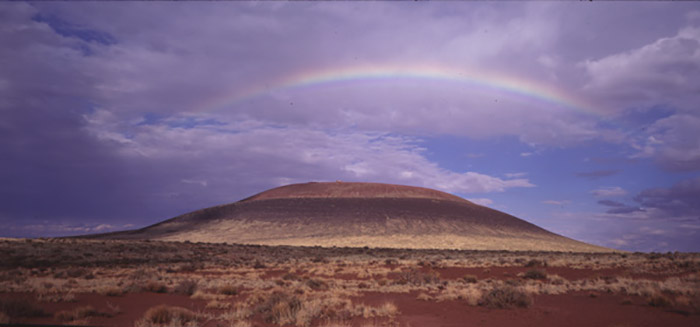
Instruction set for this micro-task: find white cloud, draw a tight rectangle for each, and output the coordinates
[84,112,534,195]
[631,114,700,171]
[542,200,570,206]
[582,26,700,113]
[468,198,493,206]
[591,186,627,197]
[181,179,208,187]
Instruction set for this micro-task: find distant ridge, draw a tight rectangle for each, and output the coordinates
[91,182,613,252]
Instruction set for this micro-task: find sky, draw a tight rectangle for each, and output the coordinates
[1,2,700,252]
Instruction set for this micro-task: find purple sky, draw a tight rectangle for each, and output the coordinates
[2,2,700,252]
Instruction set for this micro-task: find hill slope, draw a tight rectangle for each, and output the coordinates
[93,182,612,252]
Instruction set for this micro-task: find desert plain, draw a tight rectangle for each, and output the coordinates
[1,238,699,327]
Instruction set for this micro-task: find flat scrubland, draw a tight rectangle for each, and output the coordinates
[1,239,699,327]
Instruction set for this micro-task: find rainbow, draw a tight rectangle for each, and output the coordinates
[197,63,595,114]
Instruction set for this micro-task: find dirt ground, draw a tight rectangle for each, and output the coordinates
[1,239,698,326]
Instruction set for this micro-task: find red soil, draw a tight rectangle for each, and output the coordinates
[429,266,690,281]
[4,286,698,327]
[0,292,207,327]
[356,291,700,327]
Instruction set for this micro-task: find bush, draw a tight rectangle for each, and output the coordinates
[523,269,547,280]
[173,280,198,296]
[218,284,239,296]
[305,278,329,291]
[397,269,440,286]
[462,274,478,283]
[144,281,168,293]
[282,273,301,281]
[136,305,197,327]
[255,292,302,325]
[479,286,532,309]
[0,298,45,318]
[98,287,124,297]
[524,259,546,268]
[54,305,103,322]
[648,294,672,308]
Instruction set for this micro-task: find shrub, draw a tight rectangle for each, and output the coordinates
[397,269,440,285]
[66,267,88,278]
[648,294,672,308]
[0,298,45,318]
[54,305,103,322]
[282,273,301,281]
[219,284,239,296]
[479,286,532,309]
[144,281,168,293]
[174,280,198,295]
[37,290,76,303]
[462,274,478,283]
[524,259,546,268]
[0,312,9,324]
[98,287,124,297]
[523,269,547,280]
[254,292,302,325]
[136,305,197,327]
[376,302,399,316]
[305,278,329,291]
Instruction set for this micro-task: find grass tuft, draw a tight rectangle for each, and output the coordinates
[523,269,547,280]
[135,305,197,327]
[0,298,46,318]
[479,286,532,309]
[173,279,198,295]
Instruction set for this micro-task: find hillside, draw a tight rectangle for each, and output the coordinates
[92,182,612,252]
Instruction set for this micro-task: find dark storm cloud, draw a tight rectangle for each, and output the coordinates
[597,200,642,215]
[634,177,700,219]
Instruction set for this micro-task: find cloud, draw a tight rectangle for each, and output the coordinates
[0,220,130,238]
[631,114,700,171]
[582,25,700,113]
[579,23,700,172]
[597,200,626,207]
[468,198,493,206]
[591,186,627,197]
[84,111,535,196]
[542,200,570,206]
[591,177,700,222]
[575,170,619,180]
[633,177,700,219]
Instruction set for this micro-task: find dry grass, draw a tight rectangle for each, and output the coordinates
[218,284,239,296]
[54,305,105,324]
[135,305,198,327]
[0,298,45,319]
[1,239,699,325]
[478,286,532,309]
[37,289,76,302]
[174,279,198,295]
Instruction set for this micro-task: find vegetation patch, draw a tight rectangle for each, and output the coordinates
[479,286,532,309]
[135,305,198,327]
[0,298,46,318]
